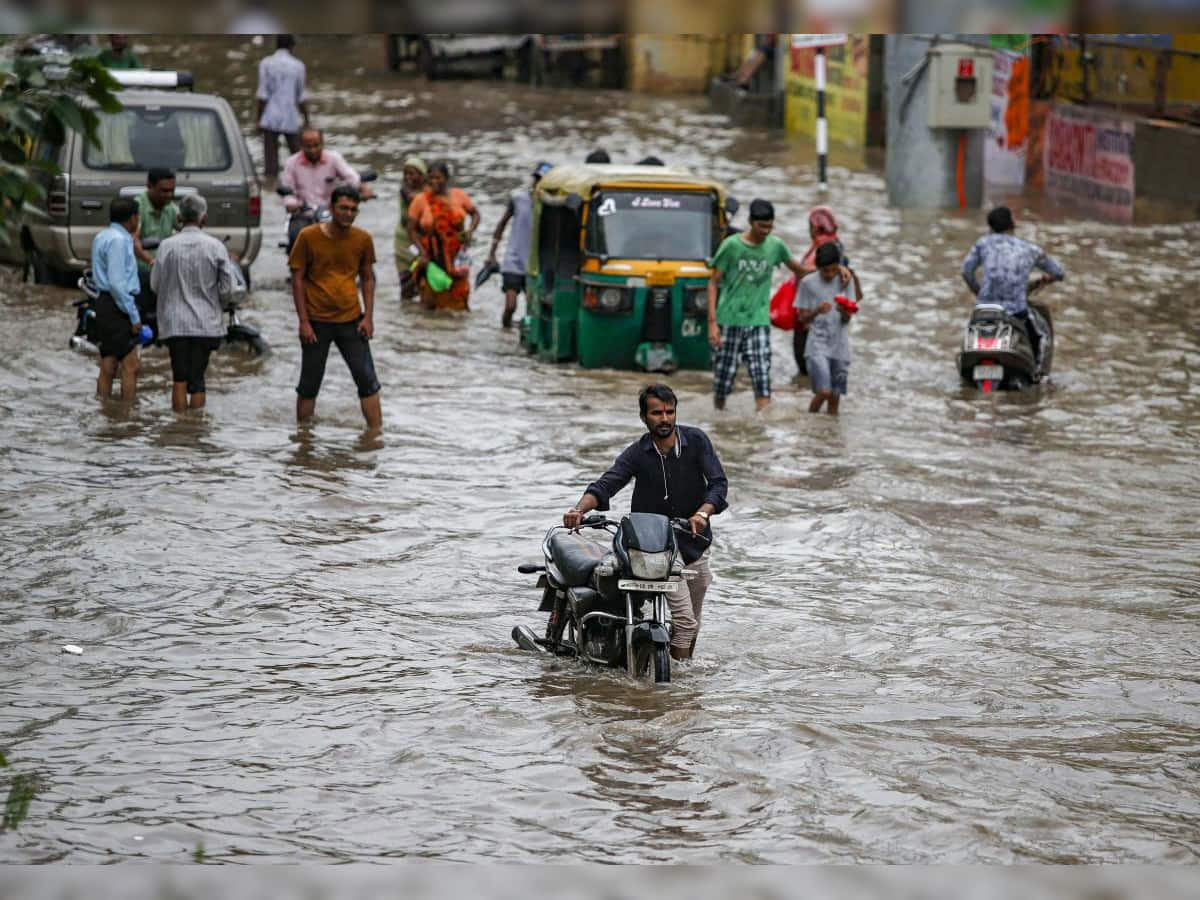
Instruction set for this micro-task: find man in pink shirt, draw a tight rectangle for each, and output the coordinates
[279,127,374,213]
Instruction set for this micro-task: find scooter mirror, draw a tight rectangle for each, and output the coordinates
[359,170,378,183]
[276,185,294,197]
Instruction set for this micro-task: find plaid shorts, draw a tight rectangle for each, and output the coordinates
[712,325,772,401]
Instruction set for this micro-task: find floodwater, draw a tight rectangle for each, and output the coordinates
[2,36,1199,864]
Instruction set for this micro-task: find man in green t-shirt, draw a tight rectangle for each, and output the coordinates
[134,168,180,321]
[98,35,142,70]
[706,199,811,411]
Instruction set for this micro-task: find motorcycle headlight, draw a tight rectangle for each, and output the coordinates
[628,549,672,580]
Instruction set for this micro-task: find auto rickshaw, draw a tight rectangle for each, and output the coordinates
[521,164,731,372]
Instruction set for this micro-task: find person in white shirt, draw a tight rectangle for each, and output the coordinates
[151,194,246,412]
[256,34,308,179]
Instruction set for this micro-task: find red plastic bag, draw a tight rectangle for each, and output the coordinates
[769,277,797,330]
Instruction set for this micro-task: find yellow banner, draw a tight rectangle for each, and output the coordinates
[784,34,871,147]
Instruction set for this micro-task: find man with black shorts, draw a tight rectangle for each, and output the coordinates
[486,161,552,329]
[288,185,382,430]
[92,197,143,400]
[151,194,246,412]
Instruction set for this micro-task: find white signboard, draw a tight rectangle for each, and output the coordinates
[791,34,849,49]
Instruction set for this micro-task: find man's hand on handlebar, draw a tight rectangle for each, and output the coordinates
[687,513,708,535]
[563,507,584,530]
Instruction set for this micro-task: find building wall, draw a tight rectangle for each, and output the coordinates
[626,34,745,94]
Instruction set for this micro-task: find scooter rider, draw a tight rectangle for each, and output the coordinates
[961,206,1064,371]
[280,126,374,215]
[563,384,728,662]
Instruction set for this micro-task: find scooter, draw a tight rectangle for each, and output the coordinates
[69,244,269,357]
[957,281,1055,392]
[511,512,706,683]
[277,170,378,254]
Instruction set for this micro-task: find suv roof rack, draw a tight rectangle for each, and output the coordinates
[110,70,194,91]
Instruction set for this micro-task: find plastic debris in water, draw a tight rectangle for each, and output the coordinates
[62,645,83,655]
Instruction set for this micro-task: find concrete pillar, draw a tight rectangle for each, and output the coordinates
[885,34,986,208]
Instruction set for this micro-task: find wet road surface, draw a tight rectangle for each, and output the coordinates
[1,36,1198,862]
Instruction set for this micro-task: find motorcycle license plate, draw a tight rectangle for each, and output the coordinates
[618,579,679,593]
[973,364,1003,381]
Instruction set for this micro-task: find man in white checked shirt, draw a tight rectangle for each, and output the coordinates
[151,194,246,412]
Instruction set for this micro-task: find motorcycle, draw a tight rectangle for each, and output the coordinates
[957,280,1055,392]
[511,512,707,683]
[277,170,378,254]
[69,239,269,357]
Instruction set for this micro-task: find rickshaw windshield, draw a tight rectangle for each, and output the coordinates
[586,190,715,260]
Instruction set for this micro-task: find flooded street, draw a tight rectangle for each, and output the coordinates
[2,36,1199,863]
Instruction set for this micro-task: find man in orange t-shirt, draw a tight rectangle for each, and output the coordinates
[288,185,382,430]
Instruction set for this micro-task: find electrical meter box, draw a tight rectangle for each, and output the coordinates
[927,43,994,129]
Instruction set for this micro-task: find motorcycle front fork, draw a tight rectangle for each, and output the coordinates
[543,589,567,645]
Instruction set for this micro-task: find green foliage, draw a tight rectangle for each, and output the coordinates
[2,771,39,832]
[0,40,124,243]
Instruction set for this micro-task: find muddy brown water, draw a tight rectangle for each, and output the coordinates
[1,36,1198,863]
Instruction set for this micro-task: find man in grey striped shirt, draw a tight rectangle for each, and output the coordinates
[151,194,246,412]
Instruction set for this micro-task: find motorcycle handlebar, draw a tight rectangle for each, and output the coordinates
[671,518,712,544]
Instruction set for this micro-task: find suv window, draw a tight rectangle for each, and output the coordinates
[85,106,231,172]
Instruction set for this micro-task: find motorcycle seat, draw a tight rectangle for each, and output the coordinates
[548,532,606,587]
[970,304,1011,323]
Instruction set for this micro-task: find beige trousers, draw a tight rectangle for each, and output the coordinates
[668,552,712,651]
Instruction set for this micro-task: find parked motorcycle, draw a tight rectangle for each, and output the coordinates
[511,512,706,683]
[69,242,268,357]
[957,281,1055,392]
[277,170,378,254]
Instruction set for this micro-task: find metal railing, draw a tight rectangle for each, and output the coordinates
[1044,35,1200,125]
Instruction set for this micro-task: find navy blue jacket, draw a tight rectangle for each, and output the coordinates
[585,425,728,563]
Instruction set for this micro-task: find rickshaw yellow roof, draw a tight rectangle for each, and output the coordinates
[536,163,726,204]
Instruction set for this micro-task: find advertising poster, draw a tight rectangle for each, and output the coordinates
[1044,103,1136,223]
[784,34,871,147]
[985,42,1030,187]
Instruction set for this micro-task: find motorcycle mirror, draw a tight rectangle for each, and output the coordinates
[276,185,294,197]
[725,196,740,216]
[359,170,379,183]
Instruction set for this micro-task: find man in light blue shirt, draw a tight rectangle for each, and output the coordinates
[92,197,143,400]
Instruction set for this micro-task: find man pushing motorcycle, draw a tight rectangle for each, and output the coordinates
[563,385,728,661]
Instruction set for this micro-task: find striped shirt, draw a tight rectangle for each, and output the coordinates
[150,226,246,339]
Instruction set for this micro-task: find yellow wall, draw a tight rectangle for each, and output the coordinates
[784,35,872,147]
[626,34,745,94]
[1054,34,1200,108]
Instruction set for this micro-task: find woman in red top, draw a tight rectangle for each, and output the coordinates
[408,161,481,312]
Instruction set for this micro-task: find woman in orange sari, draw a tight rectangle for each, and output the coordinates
[408,161,481,311]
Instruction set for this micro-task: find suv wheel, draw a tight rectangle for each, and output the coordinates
[24,245,69,287]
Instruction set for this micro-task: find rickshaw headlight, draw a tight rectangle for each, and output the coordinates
[686,287,708,316]
[599,288,623,311]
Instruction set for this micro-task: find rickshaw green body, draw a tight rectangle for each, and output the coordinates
[520,164,728,372]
